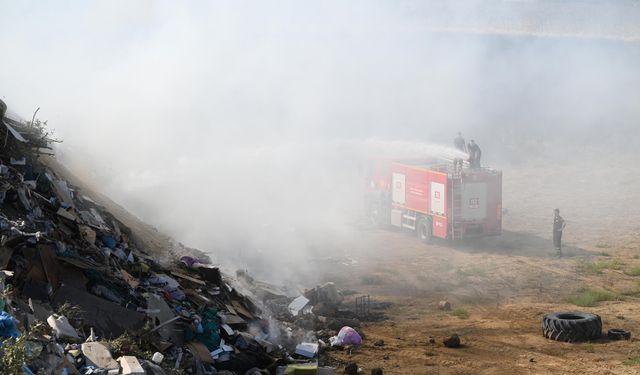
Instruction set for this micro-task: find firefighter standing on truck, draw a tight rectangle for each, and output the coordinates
[453,132,467,172]
[467,140,482,169]
[553,208,566,257]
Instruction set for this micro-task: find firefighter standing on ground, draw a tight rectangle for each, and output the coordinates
[553,208,566,257]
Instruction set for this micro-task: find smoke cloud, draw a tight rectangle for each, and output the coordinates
[1,1,639,283]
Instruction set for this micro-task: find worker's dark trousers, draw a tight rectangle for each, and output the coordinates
[553,230,563,254]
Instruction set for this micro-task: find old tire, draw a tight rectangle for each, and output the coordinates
[608,328,631,340]
[417,217,432,243]
[542,312,602,342]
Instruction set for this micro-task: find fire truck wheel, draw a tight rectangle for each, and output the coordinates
[417,217,432,243]
[542,312,602,342]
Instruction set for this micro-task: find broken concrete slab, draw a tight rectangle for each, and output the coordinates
[118,356,145,374]
[81,342,119,370]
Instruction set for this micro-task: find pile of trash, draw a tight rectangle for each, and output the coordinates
[0,107,369,374]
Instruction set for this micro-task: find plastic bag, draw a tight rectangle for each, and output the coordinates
[330,326,361,346]
[0,311,21,340]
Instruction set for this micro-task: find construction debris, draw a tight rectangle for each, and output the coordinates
[81,342,119,370]
[0,106,386,374]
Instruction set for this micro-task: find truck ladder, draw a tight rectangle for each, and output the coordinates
[401,210,417,230]
[451,179,463,239]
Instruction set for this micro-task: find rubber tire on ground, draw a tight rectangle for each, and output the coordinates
[417,217,432,243]
[542,312,602,342]
[608,328,631,340]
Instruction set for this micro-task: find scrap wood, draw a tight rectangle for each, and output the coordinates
[170,270,206,286]
[224,303,237,315]
[185,289,211,306]
[186,342,215,364]
[148,316,181,334]
[121,269,140,288]
[231,300,254,319]
[150,339,174,352]
[219,312,246,325]
[38,244,60,291]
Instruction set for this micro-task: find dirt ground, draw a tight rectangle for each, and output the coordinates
[319,153,640,374]
[46,147,640,374]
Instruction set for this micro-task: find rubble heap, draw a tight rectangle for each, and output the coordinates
[0,106,374,374]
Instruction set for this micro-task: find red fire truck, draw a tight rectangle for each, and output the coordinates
[366,159,502,241]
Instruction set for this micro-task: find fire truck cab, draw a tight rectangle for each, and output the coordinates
[366,159,502,241]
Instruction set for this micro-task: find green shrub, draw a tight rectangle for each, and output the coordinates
[577,259,623,274]
[451,308,469,319]
[624,267,640,276]
[568,288,617,307]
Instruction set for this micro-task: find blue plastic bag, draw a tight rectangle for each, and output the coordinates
[0,310,20,340]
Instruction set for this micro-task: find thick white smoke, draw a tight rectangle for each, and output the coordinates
[1,1,639,283]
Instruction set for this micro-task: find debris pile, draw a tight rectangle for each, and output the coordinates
[0,107,373,374]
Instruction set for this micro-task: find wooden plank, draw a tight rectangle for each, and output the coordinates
[171,271,206,286]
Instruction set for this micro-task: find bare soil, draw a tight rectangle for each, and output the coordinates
[320,154,640,374]
[44,148,640,374]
